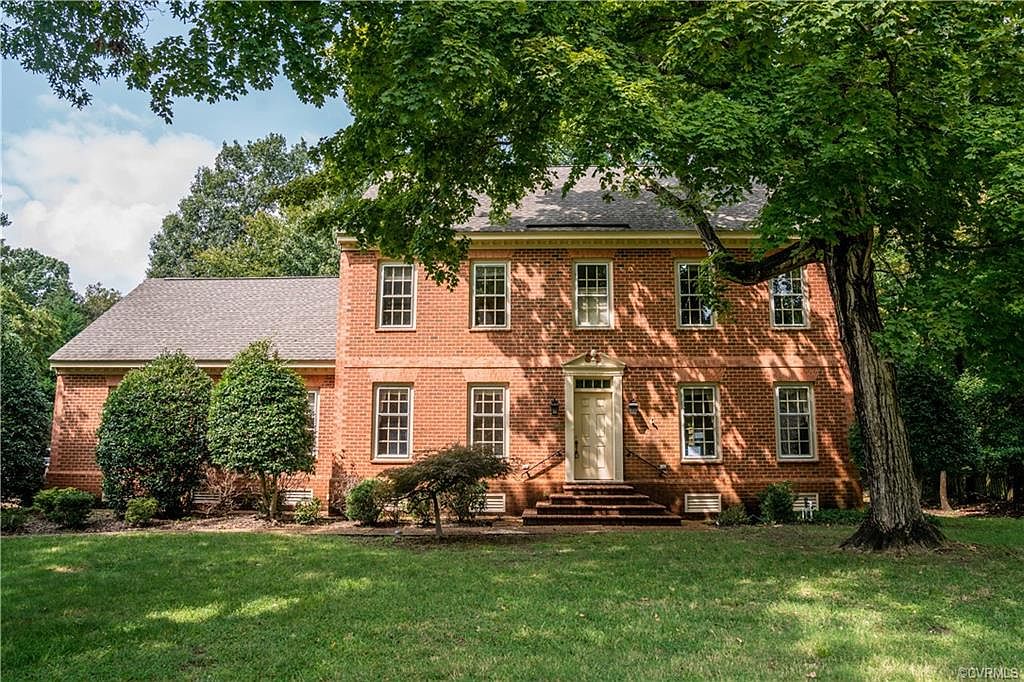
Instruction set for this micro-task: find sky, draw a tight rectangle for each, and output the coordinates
[2,32,353,294]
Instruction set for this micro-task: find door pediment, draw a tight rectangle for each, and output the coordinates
[562,351,626,374]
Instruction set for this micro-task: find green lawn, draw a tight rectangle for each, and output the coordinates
[2,519,1022,681]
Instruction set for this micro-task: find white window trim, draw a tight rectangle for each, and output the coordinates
[674,260,716,329]
[769,267,810,329]
[377,262,417,330]
[373,384,414,461]
[774,383,818,462]
[467,384,510,459]
[679,384,722,463]
[469,261,511,330]
[573,260,614,329]
[307,390,320,457]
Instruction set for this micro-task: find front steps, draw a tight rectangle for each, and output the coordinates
[522,482,682,526]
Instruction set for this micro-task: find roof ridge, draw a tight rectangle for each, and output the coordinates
[153,276,338,281]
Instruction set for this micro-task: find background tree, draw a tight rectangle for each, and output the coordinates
[0,329,49,504]
[147,134,314,277]
[207,340,314,520]
[80,283,122,322]
[6,2,1023,548]
[95,352,212,517]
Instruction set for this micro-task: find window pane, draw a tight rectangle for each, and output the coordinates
[376,387,411,458]
[473,264,508,327]
[470,387,506,457]
[575,263,610,326]
[776,386,813,459]
[772,269,805,326]
[678,263,713,326]
[681,386,718,460]
[307,391,319,454]
[380,264,415,327]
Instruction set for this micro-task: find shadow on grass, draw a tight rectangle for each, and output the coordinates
[2,522,1021,680]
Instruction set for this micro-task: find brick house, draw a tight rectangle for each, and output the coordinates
[47,170,861,521]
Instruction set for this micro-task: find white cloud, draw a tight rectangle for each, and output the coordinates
[3,114,217,293]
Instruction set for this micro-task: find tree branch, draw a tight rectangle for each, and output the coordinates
[646,181,823,284]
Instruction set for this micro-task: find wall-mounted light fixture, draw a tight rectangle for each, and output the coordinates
[627,395,640,417]
[549,398,560,416]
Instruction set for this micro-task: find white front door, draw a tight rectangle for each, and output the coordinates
[574,391,614,480]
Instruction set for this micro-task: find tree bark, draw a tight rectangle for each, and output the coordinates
[825,231,944,550]
[939,470,952,511]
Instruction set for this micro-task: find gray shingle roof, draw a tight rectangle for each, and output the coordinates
[461,169,765,232]
[51,277,337,365]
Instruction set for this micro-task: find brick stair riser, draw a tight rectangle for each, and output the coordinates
[547,494,651,505]
[534,504,671,516]
[522,514,681,526]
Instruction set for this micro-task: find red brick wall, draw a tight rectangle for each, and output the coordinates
[46,371,337,500]
[335,247,861,514]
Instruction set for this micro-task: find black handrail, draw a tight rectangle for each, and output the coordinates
[625,447,668,477]
[521,449,564,479]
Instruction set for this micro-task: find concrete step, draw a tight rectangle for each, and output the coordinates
[522,510,682,526]
[534,502,672,516]
[562,483,636,494]
[547,493,652,505]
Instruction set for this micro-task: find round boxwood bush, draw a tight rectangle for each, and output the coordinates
[207,340,314,520]
[124,497,159,527]
[716,504,751,527]
[0,330,49,505]
[758,482,797,524]
[33,487,94,528]
[96,351,212,517]
[346,479,389,525]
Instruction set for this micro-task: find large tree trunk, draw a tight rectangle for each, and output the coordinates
[825,231,944,550]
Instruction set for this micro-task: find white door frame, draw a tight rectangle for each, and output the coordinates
[563,352,625,482]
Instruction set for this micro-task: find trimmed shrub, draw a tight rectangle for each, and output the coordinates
[716,504,750,527]
[292,497,322,525]
[384,445,511,536]
[0,330,49,504]
[124,497,159,527]
[1,507,30,533]
[346,479,389,525]
[208,340,314,520]
[404,493,435,527]
[441,481,487,523]
[758,482,797,524]
[34,487,94,528]
[96,351,212,517]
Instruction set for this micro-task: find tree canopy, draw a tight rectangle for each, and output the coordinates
[146,133,316,277]
[0,329,49,503]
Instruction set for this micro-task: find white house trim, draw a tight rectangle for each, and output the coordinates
[562,351,625,482]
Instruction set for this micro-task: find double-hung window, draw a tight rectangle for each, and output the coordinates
[468,386,508,458]
[771,269,807,327]
[374,386,412,460]
[574,262,612,328]
[378,263,416,329]
[677,262,714,327]
[307,390,319,455]
[680,385,720,461]
[775,384,816,460]
[471,262,509,328]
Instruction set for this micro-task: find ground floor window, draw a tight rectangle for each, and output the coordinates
[307,390,319,455]
[775,384,815,460]
[374,385,412,460]
[469,385,508,458]
[680,385,720,461]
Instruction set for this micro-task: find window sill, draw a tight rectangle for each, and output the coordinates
[376,327,417,333]
[771,324,811,331]
[681,458,723,465]
[777,456,819,463]
[469,326,511,332]
[372,457,413,464]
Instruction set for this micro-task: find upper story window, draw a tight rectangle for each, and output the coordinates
[378,263,416,329]
[469,385,508,458]
[574,261,612,328]
[775,384,816,460]
[680,385,720,461]
[307,390,319,455]
[374,385,412,460]
[677,262,714,327]
[471,262,509,329]
[771,269,808,328]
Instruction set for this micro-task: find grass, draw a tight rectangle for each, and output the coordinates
[2,519,1022,681]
